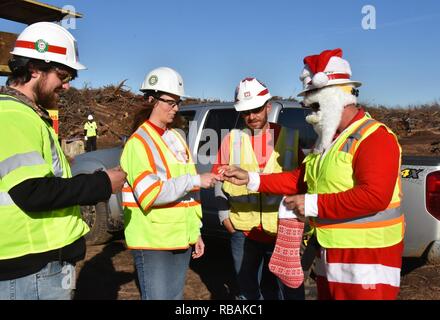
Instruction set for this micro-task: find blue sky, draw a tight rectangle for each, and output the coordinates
[1,0,439,107]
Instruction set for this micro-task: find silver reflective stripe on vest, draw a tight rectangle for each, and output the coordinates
[229,193,260,204]
[315,207,402,225]
[231,130,241,166]
[264,194,283,206]
[0,192,14,206]
[137,127,168,180]
[47,131,63,177]
[0,151,45,178]
[283,129,298,171]
[341,119,376,153]
[229,193,281,206]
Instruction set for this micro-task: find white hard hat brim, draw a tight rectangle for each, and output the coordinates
[140,89,191,99]
[10,52,87,71]
[66,61,87,71]
[234,95,271,112]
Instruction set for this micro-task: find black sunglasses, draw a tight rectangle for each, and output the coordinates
[53,67,75,84]
[241,104,267,116]
[301,102,320,112]
[155,96,182,108]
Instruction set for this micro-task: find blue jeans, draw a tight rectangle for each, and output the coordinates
[132,248,192,300]
[230,231,305,300]
[0,261,75,300]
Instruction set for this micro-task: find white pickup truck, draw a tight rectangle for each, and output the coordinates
[71,101,440,263]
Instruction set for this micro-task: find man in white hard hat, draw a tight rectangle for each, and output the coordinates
[0,22,126,300]
[212,77,305,300]
[221,49,404,300]
[84,114,98,152]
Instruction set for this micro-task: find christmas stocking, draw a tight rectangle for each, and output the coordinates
[269,218,305,288]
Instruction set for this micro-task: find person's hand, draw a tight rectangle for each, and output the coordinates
[84,136,88,141]
[105,166,127,193]
[220,165,249,186]
[283,194,306,221]
[222,218,236,234]
[192,236,205,259]
[199,173,219,189]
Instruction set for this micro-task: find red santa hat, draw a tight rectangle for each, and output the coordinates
[297,48,361,96]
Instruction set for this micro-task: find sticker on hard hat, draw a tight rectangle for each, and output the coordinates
[244,91,251,98]
[149,75,158,86]
[35,39,49,53]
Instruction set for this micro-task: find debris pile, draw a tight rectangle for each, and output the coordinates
[58,81,145,148]
[58,84,440,156]
[365,104,440,155]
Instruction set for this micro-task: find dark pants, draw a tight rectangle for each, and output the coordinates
[230,231,305,300]
[85,136,97,152]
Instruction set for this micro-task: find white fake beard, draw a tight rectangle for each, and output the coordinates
[304,86,355,154]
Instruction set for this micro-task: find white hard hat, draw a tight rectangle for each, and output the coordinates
[88,115,93,120]
[298,48,361,97]
[10,22,86,70]
[234,77,272,112]
[140,67,188,97]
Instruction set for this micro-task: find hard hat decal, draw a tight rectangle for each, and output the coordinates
[140,67,186,97]
[244,91,251,98]
[35,39,49,53]
[15,40,67,55]
[11,22,85,70]
[148,75,158,86]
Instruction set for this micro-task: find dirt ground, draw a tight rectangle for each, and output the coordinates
[73,236,440,300]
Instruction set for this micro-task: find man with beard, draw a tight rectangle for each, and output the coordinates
[221,49,404,300]
[0,22,126,300]
[212,77,305,300]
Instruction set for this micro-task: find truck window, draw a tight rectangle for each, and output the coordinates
[176,110,196,137]
[198,108,244,156]
[277,108,317,149]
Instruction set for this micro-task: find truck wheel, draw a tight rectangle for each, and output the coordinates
[80,202,113,245]
[426,240,440,265]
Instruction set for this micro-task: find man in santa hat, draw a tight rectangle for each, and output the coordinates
[221,48,404,300]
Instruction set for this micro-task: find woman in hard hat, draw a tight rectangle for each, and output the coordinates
[120,67,219,300]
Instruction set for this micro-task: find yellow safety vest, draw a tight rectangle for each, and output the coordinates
[0,94,89,259]
[84,121,97,137]
[223,126,299,234]
[304,115,404,249]
[120,122,202,249]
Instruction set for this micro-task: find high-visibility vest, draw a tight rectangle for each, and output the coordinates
[304,115,404,249]
[121,121,202,249]
[84,121,97,137]
[0,94,89,260]
[223,126,299,234]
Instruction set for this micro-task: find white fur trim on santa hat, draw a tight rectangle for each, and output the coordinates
[311,72,329,88]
